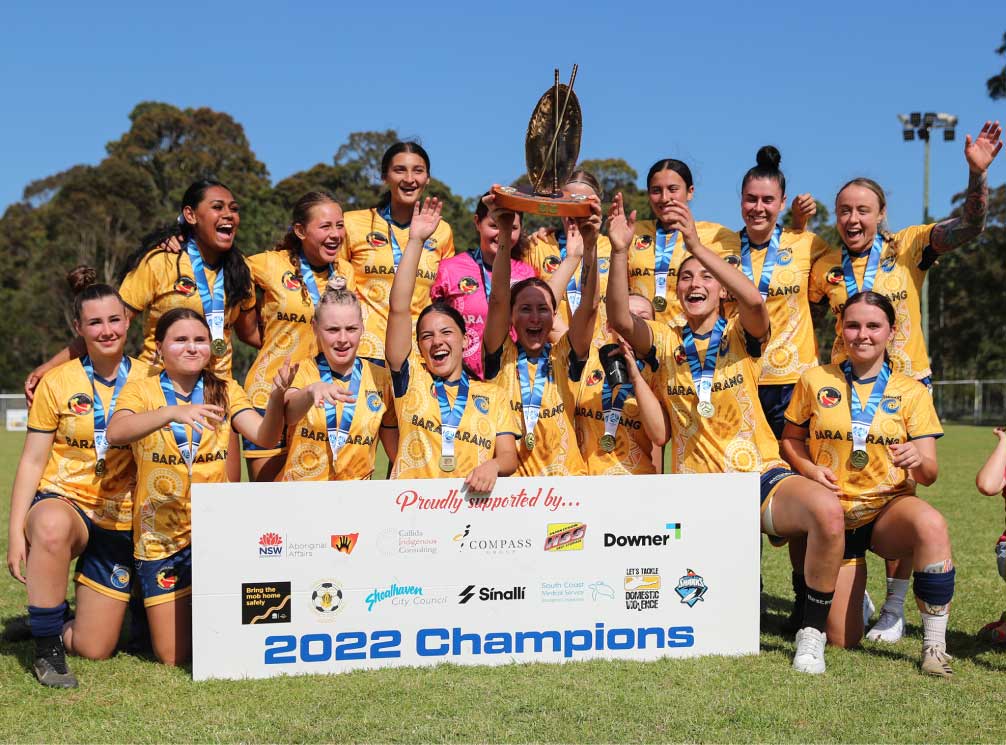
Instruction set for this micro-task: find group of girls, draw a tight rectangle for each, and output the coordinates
[7,121,1002,687]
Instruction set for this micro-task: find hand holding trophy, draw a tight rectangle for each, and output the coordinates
[492,65,592,218]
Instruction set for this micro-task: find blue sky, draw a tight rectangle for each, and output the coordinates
[3,2,1004,235]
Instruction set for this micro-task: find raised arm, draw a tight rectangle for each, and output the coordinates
[544,218,583,303]
[667,200,770,340]
[234,360,298,448]
[385,198,442,372]
[622,340,669,447]
[482,190,517,358]
[605,193,653,357]
[108,400,225,445]
[568,197,603,360]
[931,120,1002,253]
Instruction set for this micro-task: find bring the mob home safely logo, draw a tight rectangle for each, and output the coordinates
[674,569,708,607]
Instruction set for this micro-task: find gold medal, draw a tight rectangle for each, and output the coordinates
[211,338,227,357]
[524,432,536,451]
[697,401,715,418]
[850,449,869,469]
[439,455,456,473]
[653,296,668,312]
[599,433,616,452]
[95,459,106,477]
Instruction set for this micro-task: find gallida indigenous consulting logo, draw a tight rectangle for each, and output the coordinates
[674,569,708,607]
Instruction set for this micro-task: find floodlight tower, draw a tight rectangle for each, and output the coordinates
[897,111,958,342]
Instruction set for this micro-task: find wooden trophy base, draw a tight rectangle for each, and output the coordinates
[492,185,592,218]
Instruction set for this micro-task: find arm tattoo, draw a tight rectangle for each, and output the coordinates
[930,170,988,253]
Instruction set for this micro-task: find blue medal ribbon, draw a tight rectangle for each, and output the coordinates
[379,205,405,270]
[434,372,470,460]
[841,234,884,298]
[299,252,333,307]
[653,224,680,302]
[840,360,891,454]
[472,247,492,300]
[740,225,782,299]
[557,232,582,313]
[81,355,131,468]
[185,239,226,346]
[517,345,550,438]
[682,317,728,409]
[316,354,362,464]
[159,370,204,476]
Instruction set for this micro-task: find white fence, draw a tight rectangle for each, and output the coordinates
[0,393,28,431]
[932,380,1006,426]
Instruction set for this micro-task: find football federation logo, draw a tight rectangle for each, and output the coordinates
[174,276,197,296]
[675,569,708,607]
[365,231,389,248]
[281,271,302,291]
[330,533,359,554]
[586,369,603,386]
[777,247,794,265]
[458,276,479,295]
[634,235,653,251]
[68,393,93,415]
[817,387,842,408]
[473,395,490,414]
[311,580,344,618]
[110,564,130,590]
[880,254,897,273]
[423,238,438,252]
[598,257,610,274]
[366,391,382,412]
[673,345,687,365]
[881,397,900,414]
[543,255,562,274]
[825,267,843,286]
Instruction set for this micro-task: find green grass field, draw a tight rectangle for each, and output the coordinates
[1,426,1004,743]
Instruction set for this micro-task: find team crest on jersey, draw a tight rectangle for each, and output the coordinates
[598,257,610,274]
[474,394,490,414]
[366,390,382,412]
[110,564,130,590]
[68,393,93,415]
[825,267,843,286]
[724,254,741,267]
[880,254,897,273]
[817,387,842,407]
[777,247,794,265]
[174,276,197,296]
[282,271,302,291]
[458,276,479,295]
[634,235,653,250]
[543,255,561,274]
[881,396,900,414]
[156,566,179,590]
[366,231,389,248]
[673,345,687,365]
[586,368,603,386]
[423,238,438,252]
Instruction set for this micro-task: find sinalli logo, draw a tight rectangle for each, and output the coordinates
[458,585,525,604]
[259,532,283,557]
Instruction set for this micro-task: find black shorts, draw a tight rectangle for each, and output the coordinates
[843,521,876,565]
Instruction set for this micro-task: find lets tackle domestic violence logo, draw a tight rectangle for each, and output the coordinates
[624,568,660,612]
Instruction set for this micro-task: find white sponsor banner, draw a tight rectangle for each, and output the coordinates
[191,474,759,681]
[6,409,27,432]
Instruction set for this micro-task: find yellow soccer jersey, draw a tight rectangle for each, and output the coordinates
[116,374,253,560]
[281,357,395,481]
[243,250,356,409]
[648,317,786,475]
[343,208,454,360]
[28,357,153,531]
[717,228,830,385]
[484,335,588,477]
[809,224,935,380]
[526,233,614,348]
[118,250,256,378]
[574,347,658,475]
[390,355,518,480]
[628,220,734,326]
[785,364,943,528]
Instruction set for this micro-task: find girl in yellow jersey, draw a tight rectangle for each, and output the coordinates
[344,142,455,361]
[524,169,614,349]
[386,198,518,490]
[483,191,603,478]
[243,191,356,481]
[782,292,952,677]
[626,159,735,326]
[807,120,1002,639]
[107,308,295,666]
[606,192,845,675]
[7,271,151,688]
[282,288,397,481]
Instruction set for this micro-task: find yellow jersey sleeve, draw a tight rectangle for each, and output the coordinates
[784,371,814,428]
[903,377,943,440]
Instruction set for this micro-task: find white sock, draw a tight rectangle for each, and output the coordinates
[882,578,909,615]
[921,611,949,648]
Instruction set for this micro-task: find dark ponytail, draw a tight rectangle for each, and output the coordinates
[646,159,694,190]
[119,179,253,311]
[154,307,229,412]
[741,145,786,194]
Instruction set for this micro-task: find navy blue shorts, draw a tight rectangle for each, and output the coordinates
[760,466,797,505]
[30,492,133,601]
[844,521,876,564]
[758,384,795,440]
[135,546,192,608]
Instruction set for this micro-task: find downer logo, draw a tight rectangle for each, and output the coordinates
[604,523,681,548]
[458,585,526,604]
